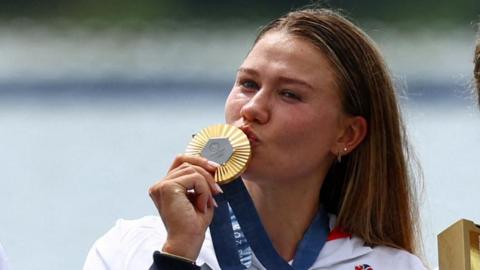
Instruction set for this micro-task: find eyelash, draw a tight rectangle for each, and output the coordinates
[280,90,301,101]
[239,79,259,91]
[238,79,302,102]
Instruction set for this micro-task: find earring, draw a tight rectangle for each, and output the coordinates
[337,147,348,163]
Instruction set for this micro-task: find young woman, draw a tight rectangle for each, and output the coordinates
[84,8,426,270]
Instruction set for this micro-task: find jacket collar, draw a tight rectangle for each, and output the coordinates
[246,236,373,270]
[308,214,372,268]
[199,215,373,269]
[310,235,372,268]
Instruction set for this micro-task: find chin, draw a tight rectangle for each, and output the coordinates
[241,167,262,182]
[241,166,277,184]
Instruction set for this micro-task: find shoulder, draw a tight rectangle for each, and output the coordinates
[83,216,166,270]
[367,245,426,269]
[93,215,166,251]
[109,215,166,238]
[83,216,219,270]
[313,235,426,270]
[316,215,427,270]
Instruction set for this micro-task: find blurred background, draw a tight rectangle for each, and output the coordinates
[0,0,479,269]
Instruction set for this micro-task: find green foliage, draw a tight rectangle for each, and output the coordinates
[0,0,478,27]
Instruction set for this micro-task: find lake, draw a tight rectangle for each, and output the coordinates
[0,78,479,269]
[0,24,479,269]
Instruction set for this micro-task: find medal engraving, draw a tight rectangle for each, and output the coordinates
[186,124,251,184]
[201,138,234,165]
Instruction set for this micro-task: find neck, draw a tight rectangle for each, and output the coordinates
[243,178,323,261]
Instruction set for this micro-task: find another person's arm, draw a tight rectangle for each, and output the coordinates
[0,243,11,270]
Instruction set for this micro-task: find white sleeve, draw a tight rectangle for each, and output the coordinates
[400,250,428,270]
[83,220,129,270]
[366,245,429,270]
[0,242,11,270]
[82,216,166,270]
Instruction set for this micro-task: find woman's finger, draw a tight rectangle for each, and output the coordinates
[187,164,223,195]
[166,163,198,180]
[175,173,213,213]
[168,154,219,173]
[164,162,222,195]
[151,170,214,213]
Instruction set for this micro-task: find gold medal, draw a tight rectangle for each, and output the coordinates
[186,124,251,184]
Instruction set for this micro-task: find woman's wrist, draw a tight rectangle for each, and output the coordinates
[162,238,203,262]
[158,250,196,265]
[152,251,200,270]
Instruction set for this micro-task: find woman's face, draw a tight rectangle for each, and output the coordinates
[225,31,346,185]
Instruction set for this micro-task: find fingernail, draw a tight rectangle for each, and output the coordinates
[207,160,220,168]
[211,197,218,208]
[214,183,223,194]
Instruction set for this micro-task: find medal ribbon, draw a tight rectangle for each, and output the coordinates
[209,178,330,270]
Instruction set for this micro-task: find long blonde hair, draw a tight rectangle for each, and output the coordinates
[255,9,421,254]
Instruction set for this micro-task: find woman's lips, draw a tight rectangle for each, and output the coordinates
[240,125,260,146]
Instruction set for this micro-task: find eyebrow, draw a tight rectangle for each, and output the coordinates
[237,67,314,91]
[237,67,259,76]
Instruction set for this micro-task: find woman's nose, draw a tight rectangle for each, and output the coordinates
[240,90,270,124]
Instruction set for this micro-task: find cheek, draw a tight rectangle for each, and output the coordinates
[282,115,339,151]
[224,90,244,124]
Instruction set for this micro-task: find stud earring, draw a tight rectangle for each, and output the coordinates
[337,147,348,163]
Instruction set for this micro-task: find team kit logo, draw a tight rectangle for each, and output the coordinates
[355,264,373,270]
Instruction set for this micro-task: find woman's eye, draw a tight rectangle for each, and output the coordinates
[240,80,259,90]
[280,90,301,101]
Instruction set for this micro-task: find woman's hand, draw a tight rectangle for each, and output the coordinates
[149,154,222,261]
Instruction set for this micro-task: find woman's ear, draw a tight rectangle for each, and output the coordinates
[332,116,367,156]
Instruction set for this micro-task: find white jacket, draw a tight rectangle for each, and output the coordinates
[83,216,426,270]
